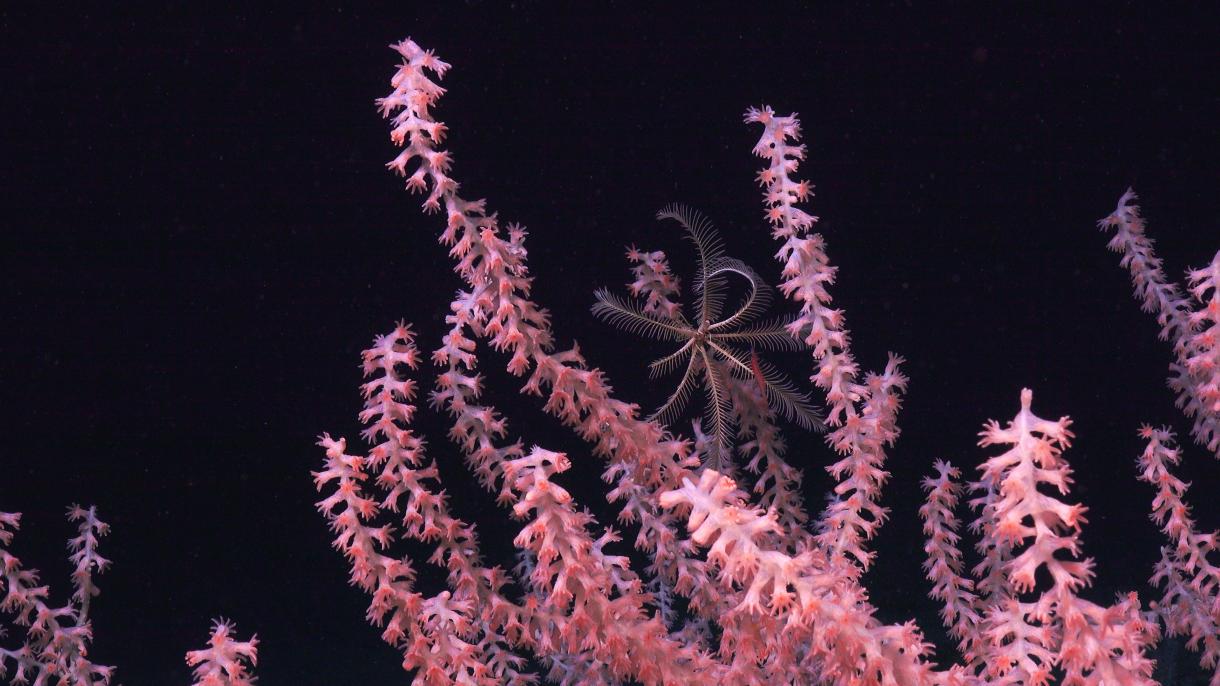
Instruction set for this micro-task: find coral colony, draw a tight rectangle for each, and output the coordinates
[4,37,1219,686]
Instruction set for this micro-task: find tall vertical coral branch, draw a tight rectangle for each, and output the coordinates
[1095,191,1220,685]
[381,36,693,547]
[919,460,984,665]
[1098,190,1220,458]
[1135,426,1219,685]
[745,105,907,573]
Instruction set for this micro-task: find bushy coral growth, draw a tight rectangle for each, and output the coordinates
[921,391,1159,686]
[309,37,1220,686]
[0,508,259,686]
[0,506,114,686]
[6,32,1217,686]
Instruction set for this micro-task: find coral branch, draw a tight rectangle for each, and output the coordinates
[185,620,258,686]
[1099,190,1220,458]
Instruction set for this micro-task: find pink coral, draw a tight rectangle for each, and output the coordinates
[0,506,114,686]
[309,36,1219,686]
[185,620,258,686]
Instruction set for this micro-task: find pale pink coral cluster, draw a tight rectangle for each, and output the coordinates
[625,246,683,321]
[0,508,258,685]
[186,620,259,686]
[0,507,114,686]
[307,37,1220,686]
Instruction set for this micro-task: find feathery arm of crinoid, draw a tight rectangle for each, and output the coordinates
[745,105,908,575]
[1135,426,1219,685]
[0,506,115,686]
[1098,190,1220,458]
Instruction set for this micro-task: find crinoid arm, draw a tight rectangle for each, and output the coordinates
[704,256,773,332]
[697,349,737,458]
[657,204,728,324]
[648,351,702,427]
[591,288,693,342]
[648,339,695,379]
[710,341,825,431]
[712,314,805,351]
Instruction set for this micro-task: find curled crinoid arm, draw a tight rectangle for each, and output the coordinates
[591,288,693,342]
[658,204,727,323]
[704,256,772,332]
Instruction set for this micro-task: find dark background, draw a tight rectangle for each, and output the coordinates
[3,3,1219,684]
